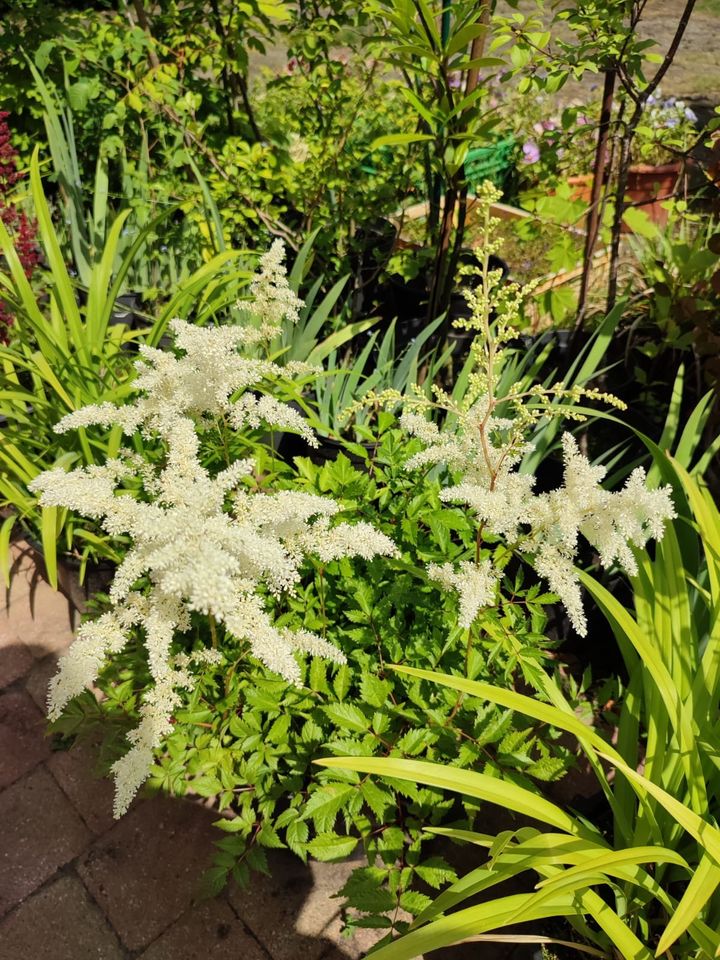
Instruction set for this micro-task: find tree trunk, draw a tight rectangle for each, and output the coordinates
[575,68,615,325]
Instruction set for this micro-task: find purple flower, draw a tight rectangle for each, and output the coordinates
[664,117,679,128]
[685,106,698,123]
[522,141,540,164]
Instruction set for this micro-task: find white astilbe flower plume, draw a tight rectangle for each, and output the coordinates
[428,560,499,629]
[247,238,303,329]
[404,408,675,635]
[30,246,396,816]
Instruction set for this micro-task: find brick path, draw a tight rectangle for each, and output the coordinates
[0,545,380,960]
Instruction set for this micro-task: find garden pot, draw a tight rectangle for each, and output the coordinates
[109,291,145,329]
[309,435,379,468]
[566,173,595,205]
[395,314,427,353]
[625,162,682,227]
[445,328,475,365]
[27,537,116,615]
[567,163,681,231]
[375,272,428,329]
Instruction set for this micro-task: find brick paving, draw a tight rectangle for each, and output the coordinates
[0,543,381,960]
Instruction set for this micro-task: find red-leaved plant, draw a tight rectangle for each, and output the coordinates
[0,112,39,342]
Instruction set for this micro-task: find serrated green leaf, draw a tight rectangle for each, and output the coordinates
[323,703,370,733]
[395,727,437,756]
[302,785,356,832]
[415,857,457,890]
[307,833,359,862]
[400,890,433,916]
[361,779,393,820]
[333,664,352,701]
[286,818,309,859]
[361,675,393,709]
[257,822,285,849]
[339,866,396,913]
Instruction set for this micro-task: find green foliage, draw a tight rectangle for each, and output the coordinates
[628,205,720,394]
[246,55,417,277]
[0,150,251,582]
[492,1,654,97]
[320,455,720,958]
[80,432,568,934]
[368,0,507,317]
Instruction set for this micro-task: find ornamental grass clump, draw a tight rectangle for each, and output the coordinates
[30,242,396,817]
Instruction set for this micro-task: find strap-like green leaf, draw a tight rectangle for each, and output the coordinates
[315,755,588,836]
[656,852,720,955]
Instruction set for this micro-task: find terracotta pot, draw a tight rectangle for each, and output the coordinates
[567,163,681,231]
[566,173,595,205]
[625,162,681,226]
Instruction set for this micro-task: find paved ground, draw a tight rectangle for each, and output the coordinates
[0,544,381,960]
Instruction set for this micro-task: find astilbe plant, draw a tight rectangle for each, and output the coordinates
[30,242,397,817]
[392,182,676,638]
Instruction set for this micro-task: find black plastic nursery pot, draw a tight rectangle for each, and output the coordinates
[278,433,378,469]
[375,271,428,328]
[309,435,379,467]
[373,250,512,358]
[109,291,145,330]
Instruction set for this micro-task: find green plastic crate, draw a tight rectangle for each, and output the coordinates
[464,136,516,193]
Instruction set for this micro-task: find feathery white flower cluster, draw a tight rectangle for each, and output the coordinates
[428,560,499,629]
[246,237,303,331]
[30,248,396,816]
[404,405,675,635]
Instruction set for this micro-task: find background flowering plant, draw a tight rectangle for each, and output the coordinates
[0,111,39,342]
[633,91,698,166]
